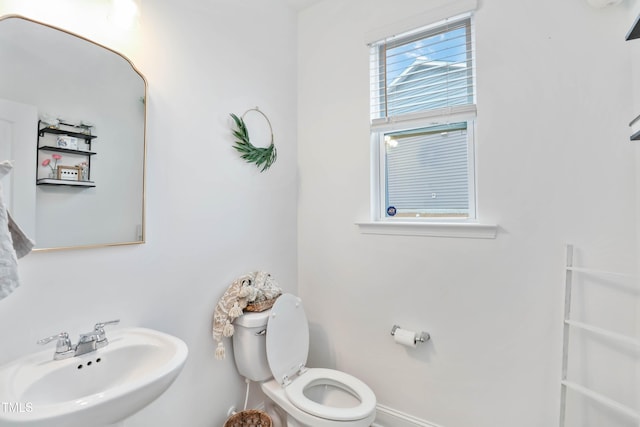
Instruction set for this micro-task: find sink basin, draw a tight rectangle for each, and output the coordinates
[0,327,188,427]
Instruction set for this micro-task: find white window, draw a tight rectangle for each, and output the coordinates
[369,14,476,221]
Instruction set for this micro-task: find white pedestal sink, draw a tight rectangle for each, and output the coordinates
[0,327,188,427]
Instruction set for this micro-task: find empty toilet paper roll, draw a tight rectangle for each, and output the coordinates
[393,328,417,348]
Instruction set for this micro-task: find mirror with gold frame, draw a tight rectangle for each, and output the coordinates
[0,14,146,250]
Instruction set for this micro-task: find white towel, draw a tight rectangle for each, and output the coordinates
[0,161,27,300]
[8,211,34,259]
[212,274,252,360]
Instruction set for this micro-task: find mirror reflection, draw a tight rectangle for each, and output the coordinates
[0,15,146,250]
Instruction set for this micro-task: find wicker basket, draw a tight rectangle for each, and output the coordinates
[244,295,280,313]
[224,409,272,427]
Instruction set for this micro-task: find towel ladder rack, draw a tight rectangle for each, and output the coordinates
[559,244,640,426]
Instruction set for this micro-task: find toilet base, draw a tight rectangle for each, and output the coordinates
[264,401,286,427]
[264,399,318,427]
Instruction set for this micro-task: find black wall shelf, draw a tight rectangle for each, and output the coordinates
[38,145,97,156]
[36,178,95,187]
[37,120,96,186]
[38,126,97,141]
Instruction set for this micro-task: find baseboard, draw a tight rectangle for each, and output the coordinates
[255,401,442,427]
[372,404,444,427]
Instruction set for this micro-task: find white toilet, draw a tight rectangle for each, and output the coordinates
[232,293,377,427]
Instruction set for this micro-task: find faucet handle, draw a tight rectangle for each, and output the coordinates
[37,332,73,360]
[93,319,120,343]
[94,319,120,331]
[38,331,70,345]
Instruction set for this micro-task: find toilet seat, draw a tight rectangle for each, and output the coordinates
[285,368,376,421]
[261,378,377,427]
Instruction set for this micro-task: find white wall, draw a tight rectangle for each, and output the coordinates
[0,1,637,426]
[0,1,298,426]
[298,1,638,427]
[627,0,640,420]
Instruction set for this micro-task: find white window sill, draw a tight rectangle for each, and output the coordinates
[355,221,498,239]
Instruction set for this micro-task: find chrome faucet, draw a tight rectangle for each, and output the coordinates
[38,320,120,360]
[75,320,120,355]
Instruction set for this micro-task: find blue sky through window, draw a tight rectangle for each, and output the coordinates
[385,26,468,84]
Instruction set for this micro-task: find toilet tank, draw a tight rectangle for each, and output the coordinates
[232,309,272,382]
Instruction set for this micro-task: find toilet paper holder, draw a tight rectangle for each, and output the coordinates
[390,324,430,344]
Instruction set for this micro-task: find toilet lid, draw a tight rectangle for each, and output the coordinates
[266,293,309,386]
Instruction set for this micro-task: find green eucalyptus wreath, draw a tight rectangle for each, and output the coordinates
[230,109,277,172]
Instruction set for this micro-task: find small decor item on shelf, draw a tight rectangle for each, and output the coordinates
[39,113,59,129]
[79,121,94,136]
[230,107,277,172]
[56,136,78,150]
[57,165,80,181]
[76,162,89,181]
[224,409,272,427]
[42,154,62,178]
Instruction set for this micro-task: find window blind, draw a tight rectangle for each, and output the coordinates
[370,16,475,124]
[385,124,469,216]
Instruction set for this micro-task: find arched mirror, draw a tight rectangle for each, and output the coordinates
[0,14,146,250]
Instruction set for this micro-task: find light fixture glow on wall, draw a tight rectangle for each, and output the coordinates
[110,0,139,29]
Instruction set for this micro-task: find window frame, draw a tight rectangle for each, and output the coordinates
[369,14,478,224]
[372,116,477,222]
